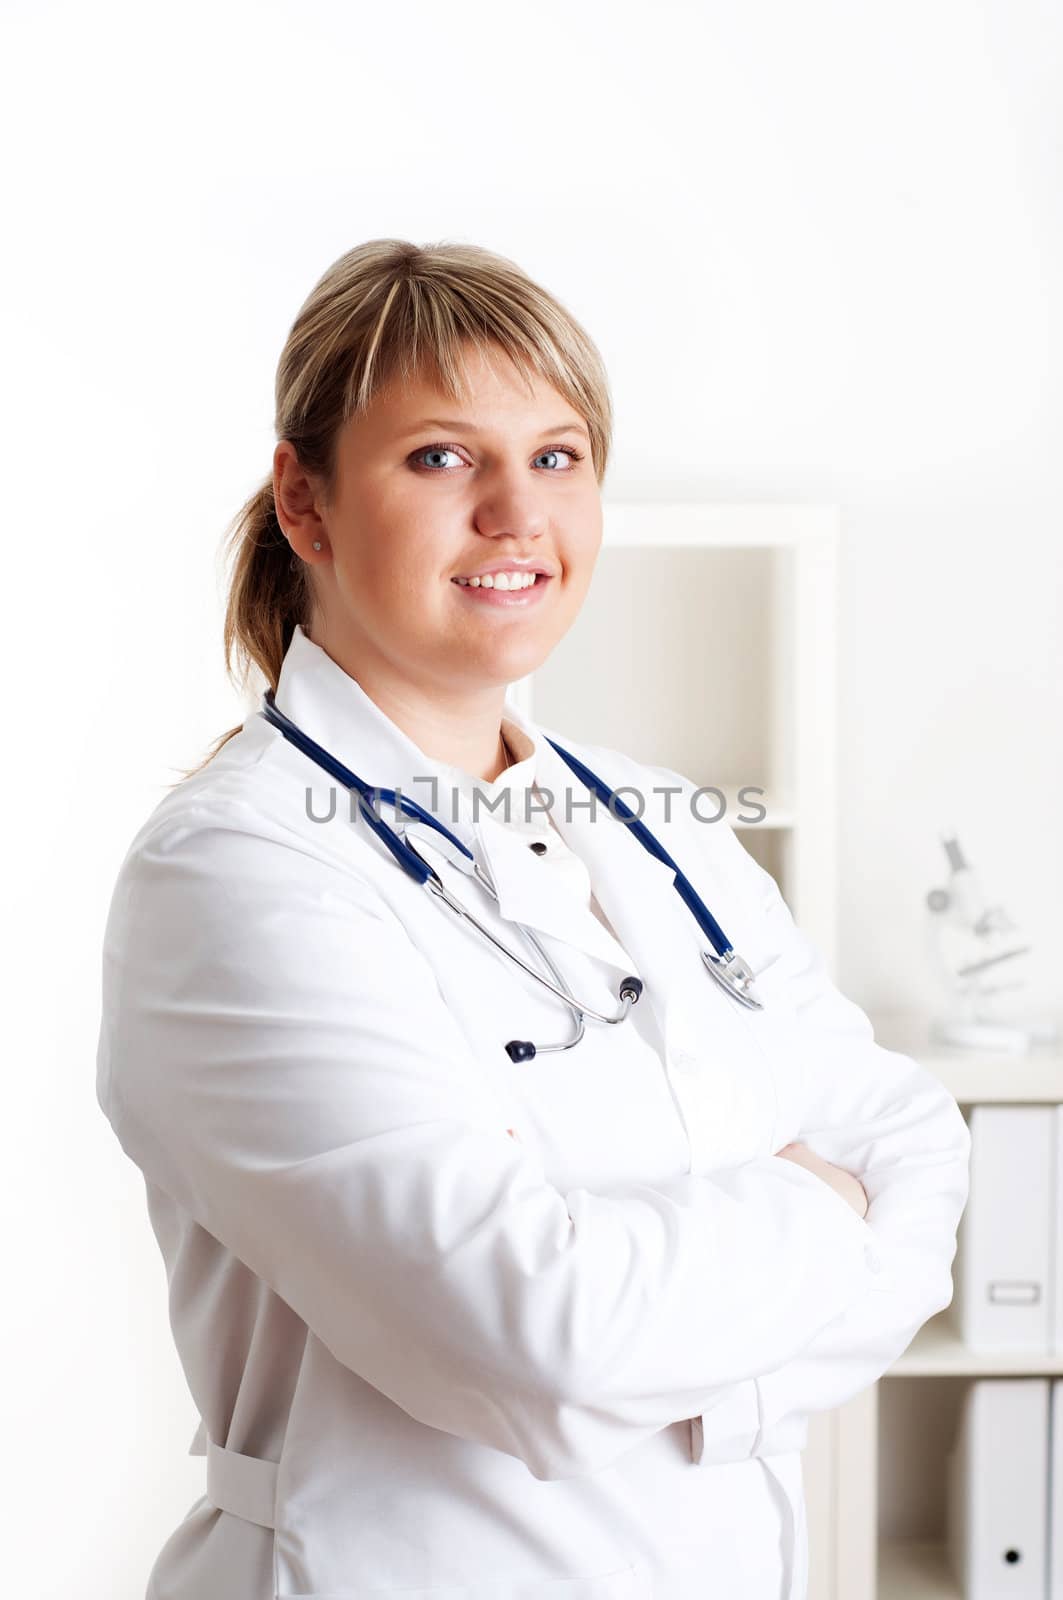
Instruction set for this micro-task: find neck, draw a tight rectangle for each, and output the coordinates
[308,622,513,782]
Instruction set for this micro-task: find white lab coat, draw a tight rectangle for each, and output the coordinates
[96,622,971,1600]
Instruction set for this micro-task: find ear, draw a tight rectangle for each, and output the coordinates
[274,441,330,562]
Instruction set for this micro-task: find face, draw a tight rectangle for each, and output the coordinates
[275,341,603,701]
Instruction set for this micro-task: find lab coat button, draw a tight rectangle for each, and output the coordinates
[528,840,548,855]
[864,1244,882,1273]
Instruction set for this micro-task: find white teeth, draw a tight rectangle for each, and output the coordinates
[455,571,539,589]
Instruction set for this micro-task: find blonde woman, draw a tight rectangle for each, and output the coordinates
[96,239,970,1600]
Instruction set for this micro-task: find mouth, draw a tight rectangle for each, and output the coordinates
[450,571,554,609]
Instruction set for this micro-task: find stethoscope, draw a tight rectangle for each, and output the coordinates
[260,689,764,1061]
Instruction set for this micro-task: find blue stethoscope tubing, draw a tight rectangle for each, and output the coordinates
[259,689,764,1059]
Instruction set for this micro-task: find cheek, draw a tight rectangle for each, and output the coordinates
[345,535,421,602]
[566,504,603,573]
[333,483,431,583]
[562,536,601,605]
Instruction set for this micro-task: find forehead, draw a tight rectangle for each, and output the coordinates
[353,346,585,439]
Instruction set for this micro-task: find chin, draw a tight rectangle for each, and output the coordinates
[457,644,547,691]
[502,638,559,683]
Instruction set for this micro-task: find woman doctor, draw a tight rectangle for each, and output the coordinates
[96,238,971,1600]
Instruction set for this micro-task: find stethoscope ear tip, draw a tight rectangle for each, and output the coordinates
[505,1039,537,1063]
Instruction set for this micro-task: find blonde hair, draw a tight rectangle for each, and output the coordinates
[181,238,614,780]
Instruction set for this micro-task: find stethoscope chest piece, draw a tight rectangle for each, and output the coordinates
[701,948,765,1011]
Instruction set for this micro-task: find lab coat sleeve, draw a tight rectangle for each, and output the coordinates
[674,802,971,1460]
[97,803,888,1483]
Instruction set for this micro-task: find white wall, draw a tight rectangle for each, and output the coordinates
[3,1,1060,1592]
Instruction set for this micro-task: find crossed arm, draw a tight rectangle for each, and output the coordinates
[673,803,971,1461]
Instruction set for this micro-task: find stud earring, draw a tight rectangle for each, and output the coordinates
[312,541,322,551]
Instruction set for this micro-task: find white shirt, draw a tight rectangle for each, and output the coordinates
[434,715,619,928]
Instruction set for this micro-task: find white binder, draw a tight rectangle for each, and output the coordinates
[957,1105,1056,1351]
[1051,1379,1063,1599]
[1056,1107,1063,1355]
[946,1378,1050,1598]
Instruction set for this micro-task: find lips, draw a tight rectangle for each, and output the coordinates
[449,571,553,609]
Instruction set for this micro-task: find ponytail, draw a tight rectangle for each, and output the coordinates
[173,475,310,783]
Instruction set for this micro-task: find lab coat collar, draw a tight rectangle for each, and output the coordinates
[272,622,502,845]
[272,623,565,857]
[269,625,682,986]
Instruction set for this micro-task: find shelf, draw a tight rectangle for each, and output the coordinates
[868,1010,1063,1103]
[891,1308,1063,1376]
[878,1540,957,1600]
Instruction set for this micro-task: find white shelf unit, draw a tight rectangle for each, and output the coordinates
[511,501,859,1598]
[867,1011,1063,1600]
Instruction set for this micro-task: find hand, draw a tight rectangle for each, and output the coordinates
[776,1141,869,1219]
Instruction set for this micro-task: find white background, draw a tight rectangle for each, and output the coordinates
[2,1,1060,1593]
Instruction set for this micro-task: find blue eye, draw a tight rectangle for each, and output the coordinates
[411,441,585,472]
[534,446,584,470]
[414,445,464,471]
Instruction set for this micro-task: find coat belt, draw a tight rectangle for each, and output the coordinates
[193,1423,804,1594]
[202,1434,279,1530]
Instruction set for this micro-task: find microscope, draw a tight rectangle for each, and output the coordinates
[926,830,1058,1054]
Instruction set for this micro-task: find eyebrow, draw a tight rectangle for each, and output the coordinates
[397,418,591,441]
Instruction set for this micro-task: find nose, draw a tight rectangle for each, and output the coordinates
[472,482,549,545]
